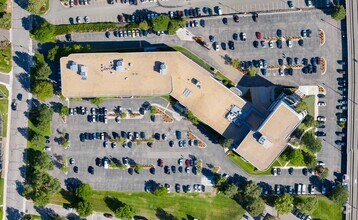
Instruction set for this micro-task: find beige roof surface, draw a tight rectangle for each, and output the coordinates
[60,53,173,97]
[61,52,247,134]
[235,101,301,170]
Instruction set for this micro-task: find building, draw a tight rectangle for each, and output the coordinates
[234,99,306,170]
[60,51,303,170]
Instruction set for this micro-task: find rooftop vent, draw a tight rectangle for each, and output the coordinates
[183,88,192,97]
[258,135,272,149]
[69,61,78,72]
[160,62,167,75]
[115,59,124,72]
[79,65,88,80]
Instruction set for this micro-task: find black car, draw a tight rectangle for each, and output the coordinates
[222,17,228,25]
[164,165,170,174]
[252,13,258,22]
[128,167,133,175]
[150,167,156,175]
[169,140,174,147]
[88,166,94,175]
[316,131,326,137]
[176,130,182,140]
[288,167,294,175]
[302,168,308,176]
[253,41,259,48]
[277,29,283,38]
[171,165,176,173]
[175,184,180,193]
[277,168,281,175]
[228,41,235,50]
[105,31,111,38]
[298,39,304,46]
[276,39,282,49]
[233,33,238,41]
[154,133,161,140]
[65,34,72,42]
[11,99,17,111]
[73,166,78,173]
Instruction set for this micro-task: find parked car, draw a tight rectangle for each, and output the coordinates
[317,116,326,122]
[233,15,239,23]
[256,32,262,40]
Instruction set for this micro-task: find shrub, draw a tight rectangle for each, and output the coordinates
[332,5,346,21]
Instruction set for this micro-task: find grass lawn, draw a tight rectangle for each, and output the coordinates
[311,196,342,220]
[227,152,279,175]
[27,0,49,15]
[0,84,9,137]
[0,45,12,73]
[51,190,245,220]
[301,95,315,116]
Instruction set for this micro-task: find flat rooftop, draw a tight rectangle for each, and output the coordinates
[60,52,249,135]
[235,101,302,170]
[60,53,173,97]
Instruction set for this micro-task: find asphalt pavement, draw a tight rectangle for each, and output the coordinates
[3,0,33,219]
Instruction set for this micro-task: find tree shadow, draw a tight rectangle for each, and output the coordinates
[49,101,63,113]
[34,206,63,220]
[155,208,177,220]
[13,51,32,72]
[64,178,83,192]
[17,127,28,140]
[59,189,78,206]
[13,0,28,10]
[104,196,124,212]
[15,72,30,92]
[15,180,24,197]
[18,165,26,178]
[6,207,24,220]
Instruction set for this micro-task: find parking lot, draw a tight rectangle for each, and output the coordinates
[49,97,221,193]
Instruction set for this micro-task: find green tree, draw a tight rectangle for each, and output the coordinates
[274,193,294,217]
[329,184,349,206]
[246,197,265,217]
[30,134,46,149]
[31,21,56,43]
[152,14,170,32]
[126,22,139,30]
[27,149,53,170]
[90,97,103,105]
[0,13,11,29]
[168,19,185,35]
[223,183,238,198]
[303,115,318,127]
[231,59,241,69]
[249,67,258,77]
[115,204,136,219]
[138,20,149,30]
[75,183,93,201]
[295,101,308,112]
[220,138,234,148]
[242,180,262,201]
[296,197,318,213]
[23,171,61,206]
[35,63,52,80]
[153,186,168,196]
[77,200,93,217]
[302,151,318,168]
[33,81,54,101]
[47,45,60,61]
[60,105,69,116]
[184,110,199,125]
[302,132,322,153]
[134,163,143,173]
[331,5,346,21]
[33,105,53,131]
[150,106,157,115]
[318,167,329,179]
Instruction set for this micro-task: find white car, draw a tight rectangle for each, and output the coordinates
[214,42,219,51]
[104,158,109,169]
[307,0,313,7]
[268,41,273,48]
[317,101,326,106]
[287,40,292,48]
[76,16,82,24]
[272,168,277,176]
[84,16,89,23]
[317,116,326,122]
[339,117,347,122]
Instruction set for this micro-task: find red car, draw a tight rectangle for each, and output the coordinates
[118,15,124,23]
[185,159,191,167]
[256,32,262,40]
[233,15,239,23]
[158,159,163,167]
[74,0,78,5]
